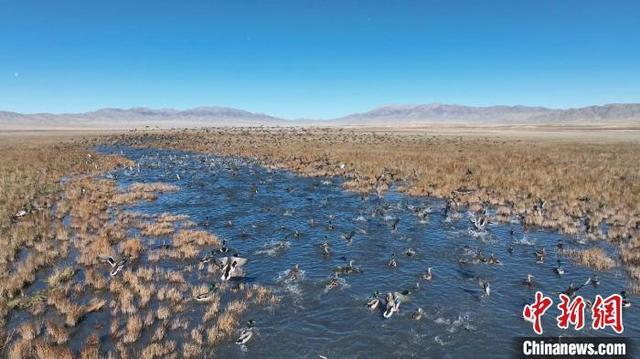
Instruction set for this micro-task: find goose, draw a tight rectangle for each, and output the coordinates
[523,274,535,288]
[479,279,490,297]
[422,267,433,281]
[621,291,631,308]
[412,307,424,320]
[236,320,255,345]
[554,259,565,276]
[194,284,217,302]
[366,291,380,310]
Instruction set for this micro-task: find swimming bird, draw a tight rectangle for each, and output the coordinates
[388,254,398,268]
[383,292,401,319]
[335,260,362,275]
[194,284,217,302]
[320,241,331,257]
[621,291,631,308]
[535,248,545,264]
[392,218,400,232]
[554,259,565,276]
[404,248,416,258]
[487,254,501,265]
[366,291,380,310]
[507,243,514,255]
[325,273,343,291]
[422,267,433,281]
[591,275,600,287]
[479,279,491,297]
[471,215,487,231]
[523,274,535,289]
[236,320,255,345]
[412,307,424,320]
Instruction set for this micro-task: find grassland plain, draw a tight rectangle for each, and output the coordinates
[106,127,640,291]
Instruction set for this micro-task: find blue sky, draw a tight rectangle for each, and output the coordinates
[1,0,638,119]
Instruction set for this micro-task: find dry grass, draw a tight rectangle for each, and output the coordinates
[564,248,616,271]
[108,127,640,286]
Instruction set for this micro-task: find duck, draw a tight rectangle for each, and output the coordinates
[422,267,433,281]
[383,292,400,319]
[412,307,424,320]
[366,291,381,310]
[109,256,129,277]
[335,260,362,275]
[535,248,545,264]
[523,274,535,289]
[325,273,343,291]
[562,277,591,298]
[391,218,400,232]
[387,254,398,268]
[591,275,600,287]
[220,255,248,281]
[342,230,356,243]
[479,279,490,297]
[471,215,487,231]
[194,284,217,302]
[218,240,230,254]
[554,259,565,276]
[320,241,331,257]
[404,248,417,258]
[507,243,514,255]
[487,254,501,265]
[621,291,631,308]
[236,320,255,345]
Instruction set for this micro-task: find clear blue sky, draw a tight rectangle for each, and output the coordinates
[1,0,638,119]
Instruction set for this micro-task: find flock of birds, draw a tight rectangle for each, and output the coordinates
[92,149,632,350]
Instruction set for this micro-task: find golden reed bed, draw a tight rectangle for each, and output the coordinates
[0,135,276,358]
[107,127,640,288]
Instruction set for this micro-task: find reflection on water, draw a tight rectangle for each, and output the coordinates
[101,146,637,358]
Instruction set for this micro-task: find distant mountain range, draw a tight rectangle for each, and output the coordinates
[2,103,640,130]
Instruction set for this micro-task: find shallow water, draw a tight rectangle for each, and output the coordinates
[100,146,638,358]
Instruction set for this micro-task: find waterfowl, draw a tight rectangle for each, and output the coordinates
[479,279,490,297]
[487,254,501,265]
[287,264,302,281]
[366,291,380,310]
[383,292,400,319]
[325,273,342,291]
[320,242,331,257]
[507,243,514,255]
[422,267,433,281]
[535,248,545,264]
[335,260,362,275]
[342,230,356,243]
[194,284,217,302]
[470,215,488,231]
[554,259,565,276]
[404,248,416,258]
[199,251,216,264]
[523,274,535,288]
[591,275,600,287]
[236,320,255,345]
[391,218,400,232]
[110,258,127,277]
[388,254,398,268]
[562,277,591,298]
[219,255,248,281]
[556,240,564,252]
[621,291,631,308]
[412,307,424,320]
[218,240,230,254]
